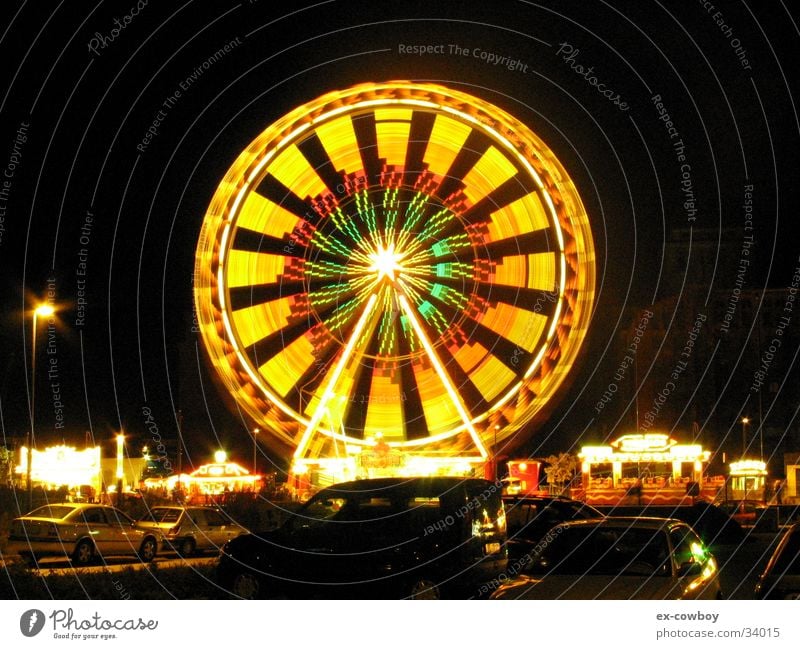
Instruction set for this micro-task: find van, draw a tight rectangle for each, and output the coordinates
[216,476,507,599]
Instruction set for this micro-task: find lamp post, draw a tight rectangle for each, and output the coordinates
[28,303,55,510]
[176,409,184,497]
[493,424,500,481]
[253,428,259,475]
[741,417,750,457]
[116,433,125,507]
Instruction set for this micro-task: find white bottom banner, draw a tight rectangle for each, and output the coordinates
[1,600,798,647]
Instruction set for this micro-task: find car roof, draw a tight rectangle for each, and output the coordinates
[31,503,111,510]
[17,503,115,519]
[503,495,581,503]
[555,516,687,531]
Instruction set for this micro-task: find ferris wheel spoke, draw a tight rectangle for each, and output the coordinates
[400,209,458,262]
[459,174,539,223]
[479,230,554,261]
[350,112,382,184]
[247,298,366,375]
[401,110,435,181]
[472,284,560,314]
[254,176,322,226]
[294,131,350,197]
[432,130,493,201]
[231,227,301,257]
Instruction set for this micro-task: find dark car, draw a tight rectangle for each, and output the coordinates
[492,517,721,600]
[755,522,800,599]
[503,495,604,562]
[216,476,507,599]
[597,501,746,546]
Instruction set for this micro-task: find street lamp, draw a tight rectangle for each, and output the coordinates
[28,303,55,510]
[493,424,500,481]
[741,417,750,457]
[116,433,125,507]
[253,428,259,475]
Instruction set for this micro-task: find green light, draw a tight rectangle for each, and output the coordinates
[690,541,708,562]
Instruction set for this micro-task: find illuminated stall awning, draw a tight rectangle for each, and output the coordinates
[580,433,710,464]
[729,459,767,477]
[15,445,102,491]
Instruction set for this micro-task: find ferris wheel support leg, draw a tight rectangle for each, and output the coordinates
[397,294,488,459]
[293,292,379,461]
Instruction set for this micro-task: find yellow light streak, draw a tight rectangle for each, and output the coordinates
[315,115,362,176]
[226,250,286,288]
[267,144,327,199]
[237,192,301,239]
[461,146,518,205]
[423,113,472,177]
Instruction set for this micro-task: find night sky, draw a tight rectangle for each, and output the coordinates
[1,1,798,476]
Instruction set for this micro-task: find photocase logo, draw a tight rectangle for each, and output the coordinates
[20,609,45,637]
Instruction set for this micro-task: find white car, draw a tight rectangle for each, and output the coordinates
[491,517,721,599]
[5,503,160,565]
[135,506,247,556]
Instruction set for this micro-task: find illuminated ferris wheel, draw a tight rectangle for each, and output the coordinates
[194,82,595,475]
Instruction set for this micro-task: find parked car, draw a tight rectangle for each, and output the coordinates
[755,522,800,599]
[503,495,604,562]
[216,476,507,599]
[597,501,746,545]
[4,503,160,565]
[491,517,721,599]
[136,506,247,556]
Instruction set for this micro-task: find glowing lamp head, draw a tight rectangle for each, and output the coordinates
[34,304,55,318]
[214,450,227,464]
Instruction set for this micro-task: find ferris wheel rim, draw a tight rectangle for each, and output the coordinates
[194,81,595,457]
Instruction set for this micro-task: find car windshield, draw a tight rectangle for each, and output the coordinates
[26,505,76,520]
[291,489,441,529]
[141,508,181,523]
[525,525,671,576]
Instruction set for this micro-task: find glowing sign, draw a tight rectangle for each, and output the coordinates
[612,433,675,453]
[580,434,709,464]
[729,460,767,476]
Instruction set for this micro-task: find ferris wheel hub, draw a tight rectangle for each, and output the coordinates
[367,243,405,283]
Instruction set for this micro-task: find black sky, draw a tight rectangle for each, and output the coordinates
[0,0,798,472]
